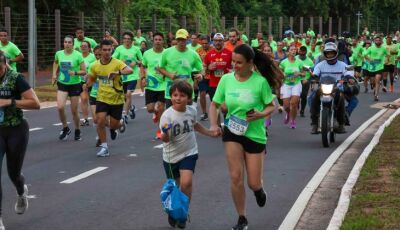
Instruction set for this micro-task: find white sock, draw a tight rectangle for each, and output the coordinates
[101,143,108,149]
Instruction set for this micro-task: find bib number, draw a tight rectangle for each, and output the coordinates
[214,69,224,78]
[227,115,248,136]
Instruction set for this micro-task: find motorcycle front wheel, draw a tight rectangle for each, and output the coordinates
[321,107,330,147]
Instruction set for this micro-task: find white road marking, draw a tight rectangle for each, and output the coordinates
[278,108,388,230]
[154,144,163,149]
[128,154,137,157]
[29,127,43,132]
[53,122,70,126]
[60,167,108,184]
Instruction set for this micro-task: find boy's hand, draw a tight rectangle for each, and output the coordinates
[162,123,173,133]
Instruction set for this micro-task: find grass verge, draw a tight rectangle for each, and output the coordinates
[34,84,57,102]
[341,115,400,230]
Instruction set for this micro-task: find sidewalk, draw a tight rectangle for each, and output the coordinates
[295,101,400,230]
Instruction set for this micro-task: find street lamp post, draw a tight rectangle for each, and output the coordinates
[28,0,36,88]
[356,11,363,36]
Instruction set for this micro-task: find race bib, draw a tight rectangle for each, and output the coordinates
[227,115,248,136]
[0,107,4,123]
[214,69,224,78]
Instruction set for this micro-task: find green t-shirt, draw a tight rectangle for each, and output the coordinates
[307,30,315,38]
[251,39,259,48]
[186,43,202,51]
[241,34,249,43]
[112,45,143,82]
[362,48,370,70]
[142,48,165,91]
[159,47,203,99]
[383,43,398,65]
[133,36,146,47]
[279,58,304,85]
[269,40,277,52]
[351,45,363,67]
[74,37,97,52]
[283,38,294,45]
[397,50,400,68]
[296,56,314,80]
[213,72,275,144]
[365,45,388,72]
[88,62,99,98]
[55,50,84,85]
[0,41,22,71]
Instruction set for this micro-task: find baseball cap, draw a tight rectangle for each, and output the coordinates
[176,29,189,39]
[213,33,224,40]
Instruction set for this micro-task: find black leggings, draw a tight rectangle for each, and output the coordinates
[0,119,29,215]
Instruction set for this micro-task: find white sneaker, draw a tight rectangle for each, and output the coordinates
[0,217,4,230]
[96,147,109,157]
[15,184,28,215]
[119,119,126,133]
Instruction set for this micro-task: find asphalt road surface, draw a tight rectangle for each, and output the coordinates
[1,86,399,230]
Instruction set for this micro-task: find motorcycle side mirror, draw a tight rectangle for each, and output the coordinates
[345,65,354,71]
[303,66,311,71]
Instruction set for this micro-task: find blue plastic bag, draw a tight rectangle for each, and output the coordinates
[160,179,189,222]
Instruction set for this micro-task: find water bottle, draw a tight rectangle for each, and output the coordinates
[0,107,4,123]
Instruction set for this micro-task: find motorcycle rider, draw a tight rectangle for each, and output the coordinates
[310,42,349,134]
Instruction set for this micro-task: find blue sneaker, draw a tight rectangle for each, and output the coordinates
[130,105,136,119]
[96,147,109,157]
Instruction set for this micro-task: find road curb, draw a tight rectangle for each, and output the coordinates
[327,107,400,230]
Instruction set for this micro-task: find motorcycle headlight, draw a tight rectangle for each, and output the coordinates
[321,84,334,94]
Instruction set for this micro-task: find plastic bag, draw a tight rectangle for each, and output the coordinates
[160,179,189,222]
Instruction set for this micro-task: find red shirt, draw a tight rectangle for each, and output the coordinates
[204,48,232,88]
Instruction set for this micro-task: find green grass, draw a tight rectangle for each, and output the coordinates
[341,116,400,230]
[34,84,57,102]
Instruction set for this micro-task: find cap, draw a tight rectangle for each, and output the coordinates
[213,33,224,40]
[176,29,189,39]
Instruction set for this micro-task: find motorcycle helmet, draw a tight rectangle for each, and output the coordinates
[323,42,338,64]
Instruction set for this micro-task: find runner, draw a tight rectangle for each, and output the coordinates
[208,44,283,230]
[158,29,203,108]
[74,27,97,52]
[133,29,146,48]
[268,34,277,52]
[383,35,398,92]
[52,35,86,141]
[274,42,287,113]
[86,39,133,157]
[307,28,316,38]
[279,45,305,128]
[187,33,201,51]
[80,41,96,126]
[160,80,218,229]
[361,40,372,93]
[364,36,388,101]
[103,29,119,48]
[0,51,40,230]
[350,37,363,82]
[251,32,263,48]
[141,32,166,140]
[296,46,314,117]
[112,31,143,123]
[0,29,24,71]
[224,28,243,52]
[195,35,213,121]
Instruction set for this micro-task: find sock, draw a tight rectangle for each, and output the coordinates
[100,143,108,149]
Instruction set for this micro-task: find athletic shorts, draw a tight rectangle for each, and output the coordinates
[89,96,97,106]
[95,101,123,120]
[280,83,302,99]
[384,65,395,73]
[123,80,137,94]
[208,87,217,101]
[354,66,362,73]
[368,69,384,77]
[163,154,198,179]
[198,79,209,92]
[57,82,82,97]
[222,127,265,153]
[145,89,165,105]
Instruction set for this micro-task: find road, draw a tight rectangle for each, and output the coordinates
[1,87,399,230]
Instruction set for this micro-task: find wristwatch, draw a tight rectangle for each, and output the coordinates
[10,98,16,107]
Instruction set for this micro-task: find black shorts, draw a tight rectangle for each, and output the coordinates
[89,96,97,106]
[57,82,82,97]
[123,80,137,94]
[163,154,198,179]
[95,101,123,120]
[368,69,384,77]
[222,127,265,153]
[384,65,395,73]
[354,66,362,73]
[198,79,209,92]
[145,89,165,105]
[207,87,217,101]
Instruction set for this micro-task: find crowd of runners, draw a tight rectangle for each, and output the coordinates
[0,24,400,229]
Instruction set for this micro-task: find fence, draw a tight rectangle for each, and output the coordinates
[1,7,400,75]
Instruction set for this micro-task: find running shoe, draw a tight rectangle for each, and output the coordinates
[59,126,71,140]
[200,113,208,121]
[96,147,109,157]
[155,130,162,140]
[177,220,187,229]
[254,187,267,207]
[119,119,126,133]
[278,106,283,113]
[15,184,28,215]
[168,215,177,228]
[0,218,4,230]
[364,88,368,93]
[382,86,387,93]
[290,120,297,129]
[74,129,82,141]
[110,129,118,140]
[374,95,379,101]
[130,105,136,119]
[264,118,272,128]
[311,124,319,134]
[300,110,305,117]
[140,92,145,97]
[123,115,129,124]
[283,114,289,124]
[232,216,248,230]
[80,119,90,126]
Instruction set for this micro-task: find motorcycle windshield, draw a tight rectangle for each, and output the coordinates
[320,76,337,85]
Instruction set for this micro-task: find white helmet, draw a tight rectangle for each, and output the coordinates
[323,42,338,62]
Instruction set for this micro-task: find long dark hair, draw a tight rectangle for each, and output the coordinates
[234,44,283,89]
